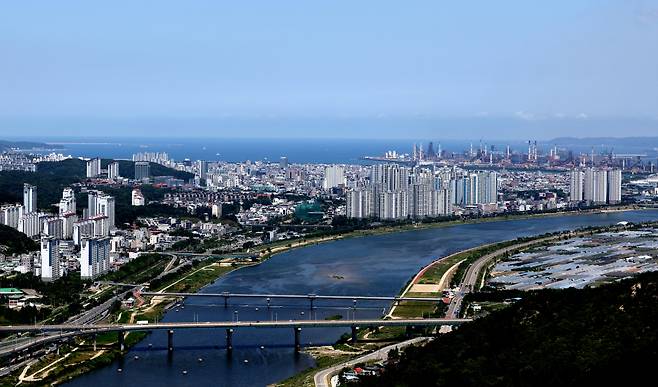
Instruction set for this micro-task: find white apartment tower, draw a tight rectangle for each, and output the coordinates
[1,204,23,229]
[607,169,622,204]
[18,212,41,237]
[40,238,60,281]
[569,169,584,202]
[86,158,101,178]
[584,168,608,204]
[80,237,110,279]
[23,183,37,213]
[323,165,346,190]
[346,188,372,218]
[59,188,76,216]
[42,217,64,239]
[96,194,115,231]
[107,162,120,179]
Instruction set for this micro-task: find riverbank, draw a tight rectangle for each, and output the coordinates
[254,204,643,267]
[300,219,658,387]
[2,205,648,386]
[0,259,252,386]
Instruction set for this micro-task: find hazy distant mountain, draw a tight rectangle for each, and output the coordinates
[0,140,62,151]
[549,137,658,147]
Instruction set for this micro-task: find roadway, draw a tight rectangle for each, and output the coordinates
[0,318,471,334]
[446,234,568,317]
[138,291,444,303]
[0,288,133,358]
[312,234,568,386]
[314,337,431,387]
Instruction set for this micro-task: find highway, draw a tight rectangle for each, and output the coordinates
[0,318,471,334]
[446,234,566,318]
[138,291,443,303]
[0,288,133,357]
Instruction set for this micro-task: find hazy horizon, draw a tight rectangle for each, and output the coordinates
[2,1,658,139]
[2,115,658,140]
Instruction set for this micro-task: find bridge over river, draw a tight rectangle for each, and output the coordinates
[0,318,470,355]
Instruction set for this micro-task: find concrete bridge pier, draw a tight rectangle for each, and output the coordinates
[117,330,124,351]
[294,327,301,352]
[351,326,359,343]
[167,330,174,352]
[226,328,233,352]
[266,297,271,308]
[92,333,97,352]
[223,296,229,308]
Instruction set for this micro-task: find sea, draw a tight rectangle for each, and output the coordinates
[10,136,658,165]
[22,137,519,164]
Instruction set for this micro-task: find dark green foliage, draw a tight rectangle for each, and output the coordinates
[357,272,658,387]
[0,304,51,325]
[0,158,192,216]
[0,272,87,308]
[0,224,38,255]
[101,159,193,181]
[0,159,85,209]
[93,186,190,226]
[171,238,201,252]
[99,253,167,284]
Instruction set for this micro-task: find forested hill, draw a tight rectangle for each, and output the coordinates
[0,224,39,255]
[0,159,193,211]
[0,140,61,151]
[357,271,658,387]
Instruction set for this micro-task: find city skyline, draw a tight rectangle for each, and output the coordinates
[2,2,658,385]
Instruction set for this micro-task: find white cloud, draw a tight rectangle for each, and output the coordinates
[514,110,537,121]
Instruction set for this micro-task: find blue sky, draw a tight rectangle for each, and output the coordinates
[1,0,657,139]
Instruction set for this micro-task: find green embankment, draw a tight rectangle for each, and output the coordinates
[356,270,658,387]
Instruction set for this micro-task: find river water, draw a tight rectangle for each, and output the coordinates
[65,210,658,387]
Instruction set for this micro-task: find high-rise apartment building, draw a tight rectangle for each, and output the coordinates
[197,160,208,180]
[477,171,498,204]
[107,162,120,179]
[135,161,150,180]
[346,188,372,218]
[80,237,110,279]
[569,169,584,202]
[18,212,41,237]
[42,217,64,239]
[584,168,608,204]
[86,190,115,233]
[323,165,346,190]
[86,158,101,178]
[59,188,76,216]
[1,204,23,229]
[23,183,37,213]
[607,169,622,204]
[96,194,115,232]
[40,238,60,281]
[73,220,95,245]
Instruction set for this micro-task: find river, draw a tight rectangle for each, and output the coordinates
[65,210,658,387]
